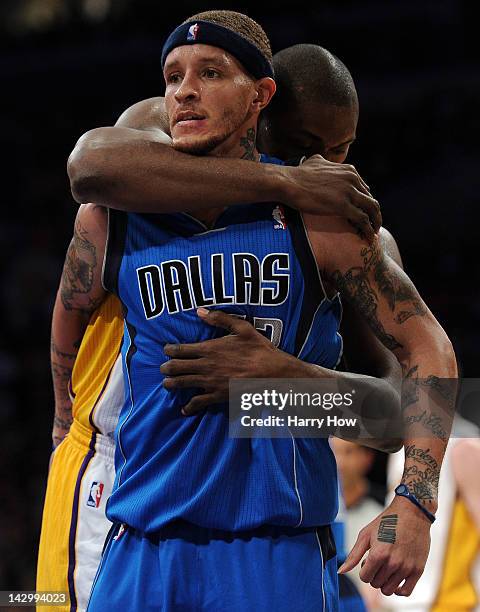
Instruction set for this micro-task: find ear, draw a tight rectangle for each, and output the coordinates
[251,77,276,113]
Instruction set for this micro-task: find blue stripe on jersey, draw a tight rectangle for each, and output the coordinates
[104,157,342,533]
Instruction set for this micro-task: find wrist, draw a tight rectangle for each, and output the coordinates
[271,350,315,378]
[267,164,298,206]
[395,483,437,522]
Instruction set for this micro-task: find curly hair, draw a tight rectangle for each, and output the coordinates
[183,10,272,64]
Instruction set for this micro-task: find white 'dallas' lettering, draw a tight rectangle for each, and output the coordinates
[136,252,290,319]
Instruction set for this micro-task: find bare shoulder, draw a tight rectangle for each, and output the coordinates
[115,96,169,133]
[302,214,404,275]
[380,227,403,268]
[76,202,108,234]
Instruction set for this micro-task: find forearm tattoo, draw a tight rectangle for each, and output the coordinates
[401,444,440,503]
[51,340,77,362]
[403,410,448,442]
[51,361,72,383]
[402,366,452,441]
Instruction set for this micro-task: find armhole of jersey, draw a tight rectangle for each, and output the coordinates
[102,208,127,295]
[284,207,327,355]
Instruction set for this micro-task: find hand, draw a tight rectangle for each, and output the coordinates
[338,495,432,597]
[160,308,301,415]
[283,155,381,241]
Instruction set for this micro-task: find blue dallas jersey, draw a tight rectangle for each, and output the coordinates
[103,155,343,534]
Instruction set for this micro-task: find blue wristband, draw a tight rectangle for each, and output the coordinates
[395,484,436,523]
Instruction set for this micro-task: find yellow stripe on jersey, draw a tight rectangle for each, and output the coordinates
[36,424,95,610]
[70,294,124,430]
[432,498,480,611]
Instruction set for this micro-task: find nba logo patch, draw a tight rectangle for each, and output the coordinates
[187,23,200,41]
[87,481,104,508]
[272,205,287,230]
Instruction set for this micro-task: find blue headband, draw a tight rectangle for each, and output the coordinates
[161,20,274,80]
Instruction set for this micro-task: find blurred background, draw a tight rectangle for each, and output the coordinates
[1,0,479,593]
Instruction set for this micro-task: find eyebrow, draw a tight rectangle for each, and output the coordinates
[299,130,356,148]
[164,55,228,73]
[331,137,356,148]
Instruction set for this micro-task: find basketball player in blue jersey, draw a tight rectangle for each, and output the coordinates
[42,45,384,611]
[43,45,397,609]
[60,11,456,611]
[68,31,445,609]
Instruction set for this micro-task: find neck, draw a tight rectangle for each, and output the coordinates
[256,115,271,156]
[210,122,261,161]
[188,124,261,226]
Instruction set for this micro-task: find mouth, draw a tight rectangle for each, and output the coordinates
[175,111,207,125]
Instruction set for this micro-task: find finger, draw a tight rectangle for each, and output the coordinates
[357,211,375,243]
[355,172,371,195]
[344,165,370,194]
[164,342,208,358]
[359,552,385,584]
[182,393,218,416]
[370,562,399,589]
[161,358,207,376]
[350,189,382,232]
[381,570,406,597]
[197,308,253,336]
[348,212,374,243]
[163,375,205,390]
[394,572,421,597]
[338,530,370,574]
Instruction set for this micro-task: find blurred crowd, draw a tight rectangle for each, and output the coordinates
[1,0,479,599]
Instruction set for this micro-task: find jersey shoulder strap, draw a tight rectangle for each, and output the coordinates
[102,208,128,295]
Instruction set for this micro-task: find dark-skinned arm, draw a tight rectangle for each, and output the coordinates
[304,213,457,597]
[51,204,108,447]
[161,306,402,453]
[161,227,405,454]
[67,97,381,238]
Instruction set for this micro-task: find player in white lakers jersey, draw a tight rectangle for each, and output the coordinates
[37,294,123,611]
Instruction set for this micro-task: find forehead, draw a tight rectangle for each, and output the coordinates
[164,44,242,71]
[298,103,358,145]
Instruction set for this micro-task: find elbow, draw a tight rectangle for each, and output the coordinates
[441,335,458,378]
[398,325,458,379]
[67,129,109,204]
[427,330,458,379]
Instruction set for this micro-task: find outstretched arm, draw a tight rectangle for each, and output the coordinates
[51,204,108,446]
[305,213,457,596]
[67,97,381,237]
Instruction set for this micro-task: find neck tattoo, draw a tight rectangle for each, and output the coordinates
[240,127,257,161]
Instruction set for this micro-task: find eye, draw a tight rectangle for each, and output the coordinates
[289,139,313,154]
[203,68,220,79]
[166,73,182,84]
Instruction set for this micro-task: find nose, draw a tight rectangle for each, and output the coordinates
[174,71,200,103]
